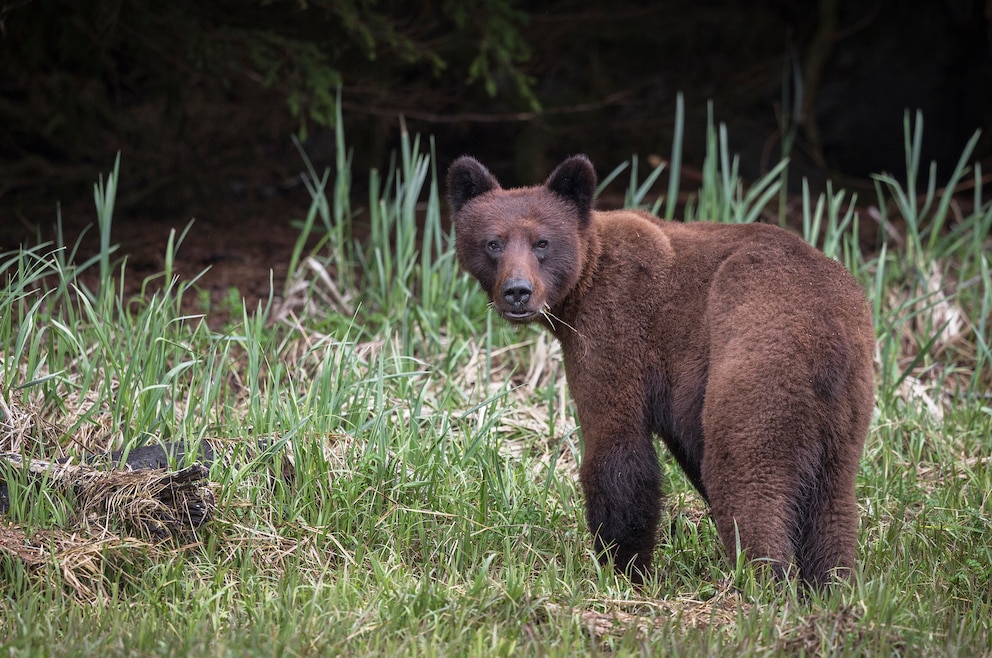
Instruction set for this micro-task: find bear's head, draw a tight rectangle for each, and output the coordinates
[447,155,597,323]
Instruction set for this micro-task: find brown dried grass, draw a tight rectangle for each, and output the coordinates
[0,390,63,457]
[0,519,156,602]
[542,582,748,641]
[886,259,985,415]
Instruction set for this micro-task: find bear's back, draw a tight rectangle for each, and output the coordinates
[571,212,874,416]
[587,212,868,323]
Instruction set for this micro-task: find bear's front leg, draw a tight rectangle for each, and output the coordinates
[579,431,662,584]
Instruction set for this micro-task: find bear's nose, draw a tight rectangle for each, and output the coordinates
[502,278,533,306]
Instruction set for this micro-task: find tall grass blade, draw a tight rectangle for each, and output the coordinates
[665,92,685,220]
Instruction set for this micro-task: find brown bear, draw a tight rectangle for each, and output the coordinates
[447,154,875,586]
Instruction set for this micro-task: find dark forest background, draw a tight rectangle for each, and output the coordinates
[2,0,991,228]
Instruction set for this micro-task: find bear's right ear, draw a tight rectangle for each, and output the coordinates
[447,156,500,214]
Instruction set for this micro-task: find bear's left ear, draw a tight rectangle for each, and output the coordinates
[546,154,596,217]
[447,156,500,214]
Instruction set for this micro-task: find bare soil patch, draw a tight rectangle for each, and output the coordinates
[3,193,318,327]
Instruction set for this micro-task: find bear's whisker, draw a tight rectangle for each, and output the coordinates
[540,305,556,330]
[542,307,581,336]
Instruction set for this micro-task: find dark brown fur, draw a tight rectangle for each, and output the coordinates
[447,154,875,586]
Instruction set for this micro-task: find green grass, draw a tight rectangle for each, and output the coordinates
[2,107,991,656]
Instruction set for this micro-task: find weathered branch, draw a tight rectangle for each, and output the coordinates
[0,452,214,539]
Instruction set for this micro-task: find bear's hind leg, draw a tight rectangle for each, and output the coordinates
[702,361,848,582]
[795,445,861,585]
[580,433,662,584]
[702,464,800,580]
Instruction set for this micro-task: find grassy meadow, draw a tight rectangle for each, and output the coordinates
[2,109,991,656]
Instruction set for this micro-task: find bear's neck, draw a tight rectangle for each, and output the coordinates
[545,214,603,337]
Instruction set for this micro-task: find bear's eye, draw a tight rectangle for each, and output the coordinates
[486,239,503,255]
[533,239,549,251]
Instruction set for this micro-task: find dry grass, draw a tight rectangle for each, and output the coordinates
[775,603,905,656]
[0,389,63,457]
[1,518,154,602]
[543,583,748,641]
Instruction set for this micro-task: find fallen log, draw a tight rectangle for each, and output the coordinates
[0,452,214,539]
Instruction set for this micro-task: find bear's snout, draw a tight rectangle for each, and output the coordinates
[501,277,534,310]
